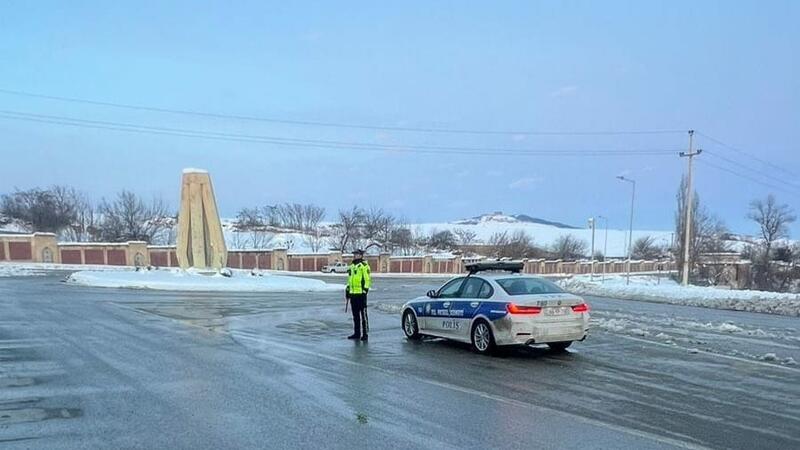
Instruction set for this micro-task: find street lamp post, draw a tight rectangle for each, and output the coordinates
[588,217,596,280]
[616,176,636,285]
[597,215,609,282]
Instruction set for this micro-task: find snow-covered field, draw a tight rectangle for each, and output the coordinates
[217,212,673,257]
[561,275,800,317]
[66,268,343,292]
[415,213,672,258]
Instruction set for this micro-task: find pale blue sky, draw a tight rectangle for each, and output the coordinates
[1,1,798,234]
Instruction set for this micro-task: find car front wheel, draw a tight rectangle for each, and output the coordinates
[402,310,421,340]
[471,320,496,355]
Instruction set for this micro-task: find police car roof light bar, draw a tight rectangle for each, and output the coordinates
[465,261,525,274]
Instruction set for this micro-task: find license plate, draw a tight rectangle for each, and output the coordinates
[544,306,569,316]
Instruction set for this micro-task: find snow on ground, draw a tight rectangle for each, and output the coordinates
[0,264,49,277]
[66,268,343,292]
[561,275,800,316]
[1,262,133,273]
[590,308,800,366]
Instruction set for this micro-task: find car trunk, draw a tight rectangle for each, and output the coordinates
[509,293,584,308]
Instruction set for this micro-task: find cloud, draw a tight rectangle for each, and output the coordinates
[550,85,578,98]
[508,176,543,190]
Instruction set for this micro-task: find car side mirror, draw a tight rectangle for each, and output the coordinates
[426,289,438,298]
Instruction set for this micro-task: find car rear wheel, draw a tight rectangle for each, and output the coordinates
[402,310,421,340]
[471,320,495,355]
[548,341,572,352]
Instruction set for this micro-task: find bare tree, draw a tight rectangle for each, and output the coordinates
[302,204,326,232]
[550,235,588,260]
[231,229,247,249]
[747,194,796,289]
[304,226,327,253]
[426,229,457,251]
[330,206,366,252]
[487,230,542,259]
[97,191,171,243]
[388,226,415,255]
[674,175,729,278]
[748,194,795,255]
[234,207,265,229]
[488,231,510,248]
[64,191,98,242]
[454,228,478,246]
[1,186,79,233]
[362,207,396,246]
[631,235,662,260]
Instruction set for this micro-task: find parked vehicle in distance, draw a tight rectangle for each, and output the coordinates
[400,261,590,355]
[321,262,349,273]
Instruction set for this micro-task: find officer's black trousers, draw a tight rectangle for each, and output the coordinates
[350,293,369,337]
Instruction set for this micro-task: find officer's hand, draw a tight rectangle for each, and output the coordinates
[364,288,369,294]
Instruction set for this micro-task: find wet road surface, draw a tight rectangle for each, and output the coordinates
[1,273,798,449]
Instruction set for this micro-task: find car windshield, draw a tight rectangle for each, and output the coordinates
[496,277,564,295]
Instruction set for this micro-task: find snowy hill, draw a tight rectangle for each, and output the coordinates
[453,212,578,229]
[416,217,671,258]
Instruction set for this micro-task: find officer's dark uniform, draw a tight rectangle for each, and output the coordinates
[346,250,371,341]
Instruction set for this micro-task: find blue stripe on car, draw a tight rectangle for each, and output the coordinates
[415,300,508,321]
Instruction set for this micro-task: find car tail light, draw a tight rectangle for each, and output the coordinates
[572,303,590,313]
[506,303,542,315]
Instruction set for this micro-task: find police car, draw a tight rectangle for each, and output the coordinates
[400,262,589,354]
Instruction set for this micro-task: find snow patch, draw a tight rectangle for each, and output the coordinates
[561,275,800,317]
[759,353,778,362]
[0,265,48,277]
[717,323,743,333]
[66,268,343,292]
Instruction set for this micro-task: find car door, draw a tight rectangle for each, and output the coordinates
[449,277,493,340]
[424,277,465,335]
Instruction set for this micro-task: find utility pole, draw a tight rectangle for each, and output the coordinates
[616,176,636,285]
[588,217,596,280]
[598,215,609,282]
[679,130,702,286]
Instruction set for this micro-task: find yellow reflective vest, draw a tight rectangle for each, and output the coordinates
[347,261,372,295]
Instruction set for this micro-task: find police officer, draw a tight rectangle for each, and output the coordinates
[346,249,371,341]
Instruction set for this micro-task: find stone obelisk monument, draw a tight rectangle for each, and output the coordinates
[176,169,227,270]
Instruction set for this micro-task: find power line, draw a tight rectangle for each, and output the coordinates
[695,131,797,178]
[0,110,681,155]
[0,87,687,137]
[704,149,800,191]
[0,110,682,157]
[697,159,800,197]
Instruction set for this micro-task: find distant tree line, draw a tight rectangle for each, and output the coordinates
[1,186,174,244]
[232,203,327,250]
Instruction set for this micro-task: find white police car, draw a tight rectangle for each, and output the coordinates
[401,262,589,354]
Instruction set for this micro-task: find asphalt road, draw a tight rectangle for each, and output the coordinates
[1,273,798,449]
